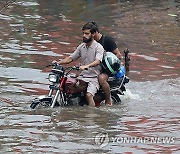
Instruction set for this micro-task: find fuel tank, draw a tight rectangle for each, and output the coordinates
[64,77,87,94]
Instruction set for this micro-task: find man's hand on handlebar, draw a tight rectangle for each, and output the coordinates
[52,60,58,64]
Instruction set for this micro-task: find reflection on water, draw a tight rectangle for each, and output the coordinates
[0,78,179,153]
[0,0,180,153]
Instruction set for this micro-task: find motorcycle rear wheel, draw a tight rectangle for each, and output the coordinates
[111,92,121,104]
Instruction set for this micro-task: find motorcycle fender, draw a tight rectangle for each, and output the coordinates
[30,95,53,109]
[35,95,52,102]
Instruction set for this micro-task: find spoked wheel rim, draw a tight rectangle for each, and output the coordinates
[30,97,52,109]
[38,101,52,108]
[111,92,121,104]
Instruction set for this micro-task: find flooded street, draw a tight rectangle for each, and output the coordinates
[0,0,180,153]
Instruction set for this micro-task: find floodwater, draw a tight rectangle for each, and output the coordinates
[0,0,179,153]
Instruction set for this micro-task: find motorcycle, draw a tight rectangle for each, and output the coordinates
[30,51,130,109]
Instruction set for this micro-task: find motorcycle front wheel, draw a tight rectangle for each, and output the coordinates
[30,96,52,109]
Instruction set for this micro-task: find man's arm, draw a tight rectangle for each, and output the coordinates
[54,44,81,65]
[80,59,100,70]
[113,48,122,60]
[105,36,122,60]
[58,56,73,65]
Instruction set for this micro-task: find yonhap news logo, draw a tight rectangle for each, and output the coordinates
[94,133,109,148]
[94,133,175,148]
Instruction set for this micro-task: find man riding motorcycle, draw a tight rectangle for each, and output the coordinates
[53,22,104,107]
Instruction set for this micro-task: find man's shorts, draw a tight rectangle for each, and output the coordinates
[78,77,99,96]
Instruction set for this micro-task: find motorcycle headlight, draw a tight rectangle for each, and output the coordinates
[49,74,58,82]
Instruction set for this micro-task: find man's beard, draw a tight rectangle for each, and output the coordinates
[83,35,93,43]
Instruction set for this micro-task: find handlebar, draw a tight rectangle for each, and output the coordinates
[71,66,80,70]
[46,62,88,72]
[46,62,58,68]
[71,66,88,70]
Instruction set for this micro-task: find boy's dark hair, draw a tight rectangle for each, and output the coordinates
[82,21,99,33]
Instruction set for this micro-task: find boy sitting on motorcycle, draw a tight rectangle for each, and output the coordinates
[85,21,122,107]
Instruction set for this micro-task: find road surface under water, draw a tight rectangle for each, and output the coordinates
[0,0,179,153]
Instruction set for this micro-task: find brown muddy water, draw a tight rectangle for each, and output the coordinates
[0,0,180,153]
